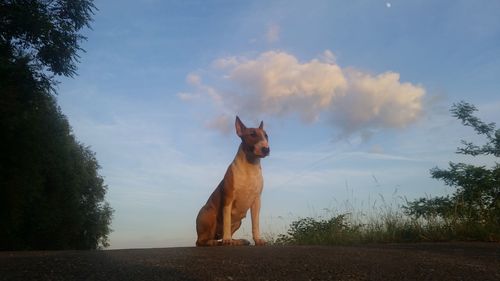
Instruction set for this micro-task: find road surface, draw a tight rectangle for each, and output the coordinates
[1,243,499,280]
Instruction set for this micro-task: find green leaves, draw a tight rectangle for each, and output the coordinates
[0,0,96,82]
[451,101,500,156]
[0,82,114,249]
[405,102,500,240]
[0,1,112,250]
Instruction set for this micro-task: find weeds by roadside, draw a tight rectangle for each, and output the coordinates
[272,197,499,245]
[273,102,500,246]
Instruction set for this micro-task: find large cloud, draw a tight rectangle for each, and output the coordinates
[226,51,347,122]
[179,50,425,136]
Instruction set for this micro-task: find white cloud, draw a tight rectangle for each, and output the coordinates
[180,50,425,136]
[228,51,347,122]
[331,70,425,134]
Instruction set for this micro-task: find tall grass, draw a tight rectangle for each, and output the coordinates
[272,195,499,245]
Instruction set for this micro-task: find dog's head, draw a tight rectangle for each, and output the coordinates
[235,116,270,158]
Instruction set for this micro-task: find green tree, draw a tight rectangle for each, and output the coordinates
[1,0,113,250]
[1,0,95,85]
[405,102,500,240]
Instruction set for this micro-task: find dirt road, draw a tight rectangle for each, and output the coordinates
[1,243,499,281]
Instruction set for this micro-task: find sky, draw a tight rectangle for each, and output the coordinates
[57,0,500,249]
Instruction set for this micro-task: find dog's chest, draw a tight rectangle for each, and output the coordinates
[231,165,263,213]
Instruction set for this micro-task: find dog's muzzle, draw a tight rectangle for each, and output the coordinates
[261,147,270,156]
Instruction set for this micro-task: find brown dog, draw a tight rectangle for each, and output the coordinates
[196,116,270,246]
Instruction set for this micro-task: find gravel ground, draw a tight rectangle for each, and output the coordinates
[1,242,499,281]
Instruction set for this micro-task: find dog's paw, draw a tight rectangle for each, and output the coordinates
[237,239,251,246]
[222,239,250,246]
[253,238,266,246]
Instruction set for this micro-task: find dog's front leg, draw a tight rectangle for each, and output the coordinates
[251,196,266,246]
[222,201,233,245]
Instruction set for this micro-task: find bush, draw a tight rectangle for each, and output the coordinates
[276,214,362,245]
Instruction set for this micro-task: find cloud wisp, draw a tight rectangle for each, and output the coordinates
[179,50,425,137]
[266,23,281,43]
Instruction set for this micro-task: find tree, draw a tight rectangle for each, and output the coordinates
[405,102,499,240]
[1,0,96,87]
[0,0,113,250]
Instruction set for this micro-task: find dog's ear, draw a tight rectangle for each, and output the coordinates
[259,121,264,129]
[235,116,246,137]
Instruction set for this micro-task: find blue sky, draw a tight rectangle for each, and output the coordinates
[57,0,500,248]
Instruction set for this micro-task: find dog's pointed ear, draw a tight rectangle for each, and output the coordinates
[235,116,246,137]
[259,121,264,129]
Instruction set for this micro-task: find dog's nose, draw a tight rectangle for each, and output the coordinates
[261,147,270,155]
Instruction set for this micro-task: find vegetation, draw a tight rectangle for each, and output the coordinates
[0,0,113,250]
[405,101,499,241]
[276,102,499,245]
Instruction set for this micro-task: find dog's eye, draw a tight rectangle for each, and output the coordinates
[265,133,268,139]
[250,132,257,137]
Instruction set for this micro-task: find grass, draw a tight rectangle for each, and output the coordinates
[269,195,500,246]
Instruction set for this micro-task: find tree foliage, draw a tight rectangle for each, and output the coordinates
[1,0,96,86]
[405,102,500,239]
[1,0,113,250]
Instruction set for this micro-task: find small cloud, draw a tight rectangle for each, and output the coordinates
[369,144,384,154]
[178,73,223,103]
[211,56,240,69]
[266,23,280,43]
[320,50,336,63]
[176,92,199,101]
[206,114,232,135]
[360,130,375,142]
[186,73,201,86]
[386,2,392,8]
